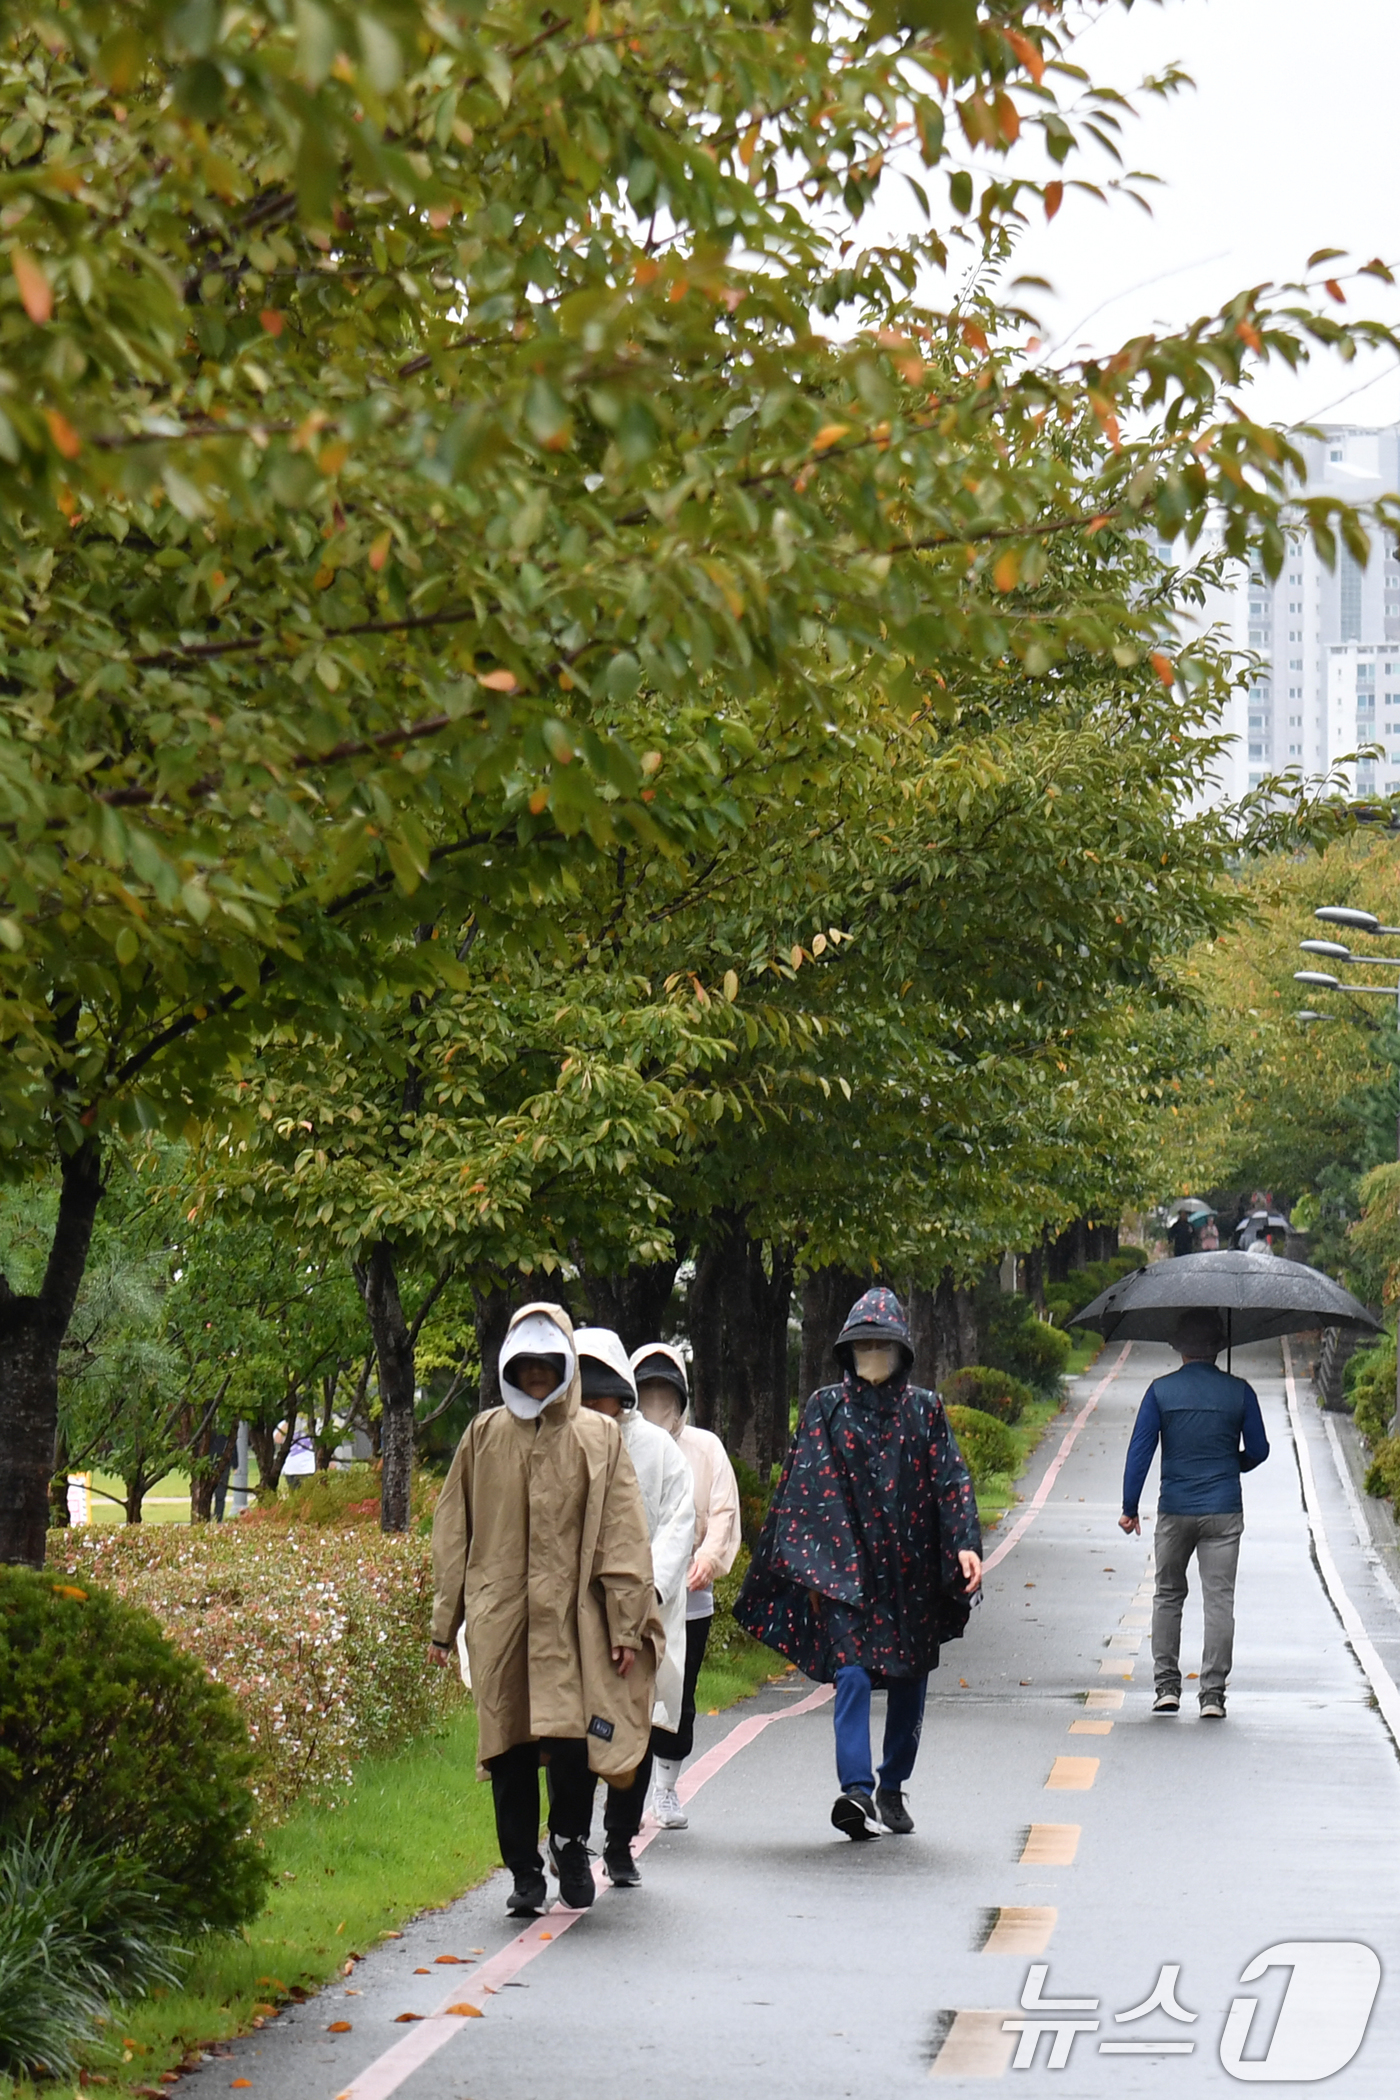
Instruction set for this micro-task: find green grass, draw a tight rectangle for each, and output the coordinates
[1,1702,498,2099]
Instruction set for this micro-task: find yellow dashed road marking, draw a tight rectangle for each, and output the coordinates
[1069,1718,1112,1735]
[981,1906,1057,1955]
[929,2009,1021,2079]
[1098,1656,1135,1676]
[1019,1824,1079,1865]
[1084,1687,1124,1712]
[1046,1756,1099,1790]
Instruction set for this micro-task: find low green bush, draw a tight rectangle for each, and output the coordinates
[0,1566,269,1932]
[940,1365,1033,1424]
[981,1290,1075,1398]
[1348,1340,1396,1447]
[0,1821,187,2079]
[52,1525,462,1822]
[945,1404,1021,1489]
[1364,1433,1400,1503]
[1044,1251,1147,1333]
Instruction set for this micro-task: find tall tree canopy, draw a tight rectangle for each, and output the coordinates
[3,0,1399,1556]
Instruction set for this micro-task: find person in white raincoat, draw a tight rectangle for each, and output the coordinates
[574,1326,694,1888]
[632,1341,742,1828]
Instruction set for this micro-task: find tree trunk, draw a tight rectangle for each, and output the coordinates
[574,1257,682,1355]
[686,1237,728,1437]
[1024,1239,1046,1314]
[800,1266,867,1410]
[0,1141,103,1567]
[123,1472,147,1525]
[354,1241,415,1533]
[954,1284,979,1368]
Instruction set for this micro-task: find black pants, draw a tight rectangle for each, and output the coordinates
[488,1738,594,1878]
[650,1613,712,1764]
[595,1749,653,1846]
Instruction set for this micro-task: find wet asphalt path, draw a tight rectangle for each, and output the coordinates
[186,1340,1400,2098]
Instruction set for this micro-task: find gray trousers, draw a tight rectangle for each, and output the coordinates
[1152,1512,1245,1701]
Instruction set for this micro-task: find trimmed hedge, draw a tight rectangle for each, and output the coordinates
[945,1404,1020,1489]
[0,1567,268,1932]
[941,1365,1032,1424]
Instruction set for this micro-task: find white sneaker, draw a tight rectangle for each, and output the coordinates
[651,1785,688,1829]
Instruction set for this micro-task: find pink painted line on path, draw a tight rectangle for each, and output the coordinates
[981,1341,1132,1574]
[335,1681,834,2100]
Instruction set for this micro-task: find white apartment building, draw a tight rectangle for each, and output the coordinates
[1194,423,1400,802]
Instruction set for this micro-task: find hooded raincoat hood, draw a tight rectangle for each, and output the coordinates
[574,1326,639,1407]
[430,1301,662,1781]
[834,1285,914,1369]
[500,1310,576,1419]
[629,1341,690,1412]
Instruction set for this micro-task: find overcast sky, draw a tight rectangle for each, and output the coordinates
[899,0,1400,431]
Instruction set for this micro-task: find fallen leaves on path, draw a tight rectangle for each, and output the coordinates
[326,2022,353,2033]
[444,2005,483,2018]
[393,2012,424,2023]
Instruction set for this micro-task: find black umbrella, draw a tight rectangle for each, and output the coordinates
[1070,1250,1379,1367]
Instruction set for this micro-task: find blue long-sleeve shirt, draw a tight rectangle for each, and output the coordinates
[1122,1361,1270,1518]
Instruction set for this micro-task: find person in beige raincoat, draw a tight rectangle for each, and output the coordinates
[428,1303,662,1918]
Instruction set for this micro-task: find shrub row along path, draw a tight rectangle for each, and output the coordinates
[184,1342,1400,2098]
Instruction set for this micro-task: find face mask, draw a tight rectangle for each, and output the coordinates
[852,1342,900,1386]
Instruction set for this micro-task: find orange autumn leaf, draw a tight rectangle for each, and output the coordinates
[51,1582,88,1599]
[445,2004,484,2018]
[44,410,81,460]
[993,92,1020,144]
[414,1967,430,1975]
[1150,651,1176,688]
[393,2012,425,2023]
[1004,27,1044,83]
[477,668,518,691]
[326,2022,353,2034]
[231,2082,252,2089]
[11,246,52,323]
[433,1955,468,1964]
[1324,278,1346,305]
[1236,320,1262,353]
[1043,180,1063,222]
[633,257,660,286]
[992,548,1020,592]
[812,423,849,453]
[368,530,392,572]
[528,787,549,814]
[259,309,285,336]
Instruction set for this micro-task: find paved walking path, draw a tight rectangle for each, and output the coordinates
[192,1341,1400,2097]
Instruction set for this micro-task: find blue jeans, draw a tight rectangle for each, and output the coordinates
[833,1665,928,1793]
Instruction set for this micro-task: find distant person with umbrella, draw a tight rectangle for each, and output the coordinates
[1166,1208,1196,1258]
[1118,1309,1269,1720]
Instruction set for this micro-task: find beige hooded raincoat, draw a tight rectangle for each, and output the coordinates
[430,1302,663,1784]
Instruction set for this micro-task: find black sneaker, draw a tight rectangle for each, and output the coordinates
[1199,1696,1226,1720]
[875,1786,915,1834]
[831,1787,884,1841]
[1152,1691,1181,1713]
[603,1840,641,1887]
[548,1833,596,1909]
[506,1868,547,1917]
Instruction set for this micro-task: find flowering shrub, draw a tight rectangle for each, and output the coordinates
[54,1525,461,1821]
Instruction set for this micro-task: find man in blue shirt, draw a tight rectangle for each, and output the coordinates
[1119,1309,1270,1720]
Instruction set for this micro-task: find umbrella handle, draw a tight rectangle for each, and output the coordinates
[1227,1306,1232,1377]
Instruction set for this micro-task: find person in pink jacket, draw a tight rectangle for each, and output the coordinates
[631,1342,742,1829]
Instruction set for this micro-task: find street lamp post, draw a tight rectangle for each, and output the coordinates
[1295,907,1400,1430]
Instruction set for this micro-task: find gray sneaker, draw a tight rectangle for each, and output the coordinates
[1200,1697,1226,1720]
[1152,1691,1181,1713]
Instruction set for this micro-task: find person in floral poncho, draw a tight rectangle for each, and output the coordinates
[734,1286,982,1840]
